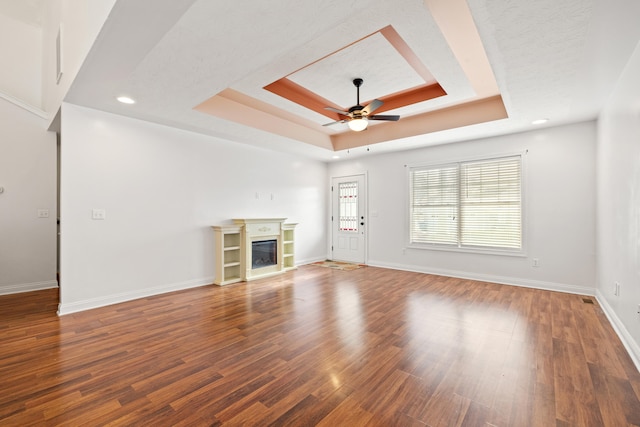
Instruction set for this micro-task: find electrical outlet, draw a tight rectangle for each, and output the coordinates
[92,209,106,220]
[532,258,540,267]
[37,209,49,218]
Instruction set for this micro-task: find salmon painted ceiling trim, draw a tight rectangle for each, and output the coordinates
[263,25,446,122]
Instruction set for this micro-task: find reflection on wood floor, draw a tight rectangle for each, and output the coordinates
[1,265,640,426]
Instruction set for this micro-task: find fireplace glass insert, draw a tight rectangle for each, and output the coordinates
[252,239,277,269]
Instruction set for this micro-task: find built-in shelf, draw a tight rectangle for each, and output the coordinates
[212,225,243,285]
[282,223,296,271]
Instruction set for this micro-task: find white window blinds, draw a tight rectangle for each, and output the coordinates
[410,155,522,251]
[410,165,458,245]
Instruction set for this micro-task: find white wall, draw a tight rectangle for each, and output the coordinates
[596,40,640,367]
[0,13,43,110]
[59,103,327,314]
[329,121,597,294]
[0,98,57,294]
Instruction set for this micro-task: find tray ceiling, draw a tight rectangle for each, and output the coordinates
[60,0,640,160]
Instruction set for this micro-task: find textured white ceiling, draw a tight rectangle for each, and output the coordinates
[287,33,427,108]
[63,0,640,160]
[470,0,595,119]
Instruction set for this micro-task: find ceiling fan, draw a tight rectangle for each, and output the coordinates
[323,78,400,131]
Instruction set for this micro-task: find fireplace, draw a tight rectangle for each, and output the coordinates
[213,219,297,285]
[252,239,277,269]
[233,218,287,281]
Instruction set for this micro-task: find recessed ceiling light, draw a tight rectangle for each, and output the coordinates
[532,118,548,125]
[116,96,136,104]
[332,155,340,159]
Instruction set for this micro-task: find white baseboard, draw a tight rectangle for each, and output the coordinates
[57,255,329,316]
[297,256,328,266]
[55,261,640,374]
[0,280,58,296]
[366,260,640,372]
[366,260,595,296]
[57,276,215,315]
[595,290,640,372]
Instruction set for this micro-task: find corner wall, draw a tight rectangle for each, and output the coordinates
[596,40,640,368]
[329,121,596,295]
[59,103,327,314]
[0,98,57,294]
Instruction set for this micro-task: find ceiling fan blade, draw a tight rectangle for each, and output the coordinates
[324,107,350,116]
[369,114,400,121]
[322,119,347,127]
[362,99,383,115]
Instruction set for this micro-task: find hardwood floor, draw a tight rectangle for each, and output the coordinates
[1,265,640,426]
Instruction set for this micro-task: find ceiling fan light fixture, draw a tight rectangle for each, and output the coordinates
[322,78,399,130]
[348,118,368,132]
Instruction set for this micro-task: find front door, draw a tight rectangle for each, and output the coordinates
[331,174,366,264]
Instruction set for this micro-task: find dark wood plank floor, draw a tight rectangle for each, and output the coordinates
[2,265,640,426]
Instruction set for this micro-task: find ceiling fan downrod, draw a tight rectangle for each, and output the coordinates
[353,78,363,107]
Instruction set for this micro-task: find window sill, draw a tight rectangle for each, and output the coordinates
[406,243,526,257]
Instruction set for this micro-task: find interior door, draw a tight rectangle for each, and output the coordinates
[331,174,366,264]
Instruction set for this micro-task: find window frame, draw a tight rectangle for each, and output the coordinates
[406,152,527,257]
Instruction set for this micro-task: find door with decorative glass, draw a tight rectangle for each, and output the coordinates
[331,175,366,263]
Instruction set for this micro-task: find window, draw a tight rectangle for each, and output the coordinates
[338,181,358,232]
[409,155,522,252]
